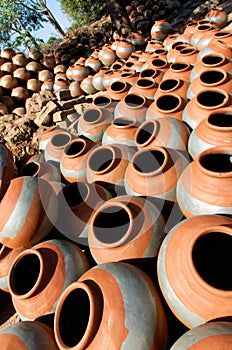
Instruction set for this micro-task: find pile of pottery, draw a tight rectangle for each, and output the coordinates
[0,9,232,350]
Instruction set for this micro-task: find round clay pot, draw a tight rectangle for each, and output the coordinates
[38,69,54,82]
[177,146,232,216]
[78,107,113,143]
[41,56,56,70]
[129,77,157,101]
[53,78,69,92]
[205,6,228,28]
[27,78,42,92]
[0,321,58,349]
[20,160,60,183]
[135,117,190,151]
[72,64,89,82]
[129,30,145,46]
[88,195,165,263]
[115,39,134,59]
[0,176,57,249]
[188,107,232,159]
[125,146,189,201]
[107,81,130,101]
[163,62,193,82]
[1,48,15,60]
[155,78,189,101]
[54,64,67,74]
[170,322,232,349]
[191,23,218,47]
[0,245,24,292]
[151,19,172,41]
[167,42,189,63]
[44,131,73,164]
[0,143,16,199]
[0,75,18,89]
[54,262,168,350]
[9,239,89,320]
[99,45,117,66]
[198,39,232,62]
[174,46,199,66]
[91,94,117,114]
[146,93,186,121]
[26,61,42,73]
[11,87,29,101]
[39,126,63,151]
[13,67,31,81]
[92,67,109,91]
[114,93,149,123]
[28,49,43,61]
[69,80,83,97]
[157,214,232,328]
[41,79,54,91]
[102,116,138,147]
[12,53,28,67]
[139,68,164,84]
[80,75,97,95]
[143,58,169,73]
[119,70,139,85]
[85,56,102,73]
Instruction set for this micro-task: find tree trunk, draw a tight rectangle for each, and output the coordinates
[106,0,132,37]
[38,0,66,37]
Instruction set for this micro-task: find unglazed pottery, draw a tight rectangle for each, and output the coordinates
[146,93,186,121]
[157,214,232,328]
[151,19,172,41]
[102,116,138,147]
[0,245,24,292]
[0,143,16,199]
[44,130,73,164]
[114,93,149,123]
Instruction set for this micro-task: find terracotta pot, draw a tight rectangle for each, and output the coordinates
[54,262,168,350]
[205,6,228,28]
[119,70,139,85]
[72,64,89,82]
[20,160,61,183]
[12,53,28,67]
[39,126,63,151]
[41,56,56,70]
[135,117,190,151]
[66,65,74,81]
[129,77,157,101]
[86,144,134,189]
[102,70,120,90]
[53,78,69,92]
[9,239,89,320]
[78,107,113,143]
[130,59,145,73]
[129,30,145,46]
[102,116,138,147]
[0,75,18,89]
[60,137,96,183]
[91,94,117,114]
[163,34,180,50]
[190,53,232,82]
[139,68,164,84]
[198,39,232,62]
[191,23,218,47]
[69,80,83,97]
[151,19,172,41]
[177,146,232,216]
[0,143,16,199]
[0,176,57,249]
[41,79,54,91]
[107,80,130,101]
[114,93,149,123]
[44,130,73,164]
[26,61,42,73]
[54,64,67,74]
[88,195,165,263]
[11,87,29,101]
[146,93,186,121]
[145,40,164,53]
[38,69,54,82]
[188,107,232,159]
[55,182,110,245]
[27,78,42,92]
[170,322,232,349]
[174,46,199,66]
[85,56,102,73]
[183,88,231,129]
[80,75,97,95]
[183,20,198,38]
[13,67,31,81]
[167,42,189,63]
[155,78,189,101]
[28,49,43,61]
[163,62,193,82]
[125,146,189,201]
[115,39,134,59]
[0,321,58,349]
[0,95,14,112]
[0,102,8,115]
[1,47,15,60]
[0,245,24,292]
[92,67,109,91]
[143,57,169,73]
[98,45,117,66]
[157,214,232,328]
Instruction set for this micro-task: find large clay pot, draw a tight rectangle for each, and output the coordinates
[12,53,28,67]
[0,75,18,89]
[53,78,69,92]
[135,117,190,151]
[188,107,232,158]
[54,262,168,350]
[151,19,172,41]
[69,80,83,97]
[88,195,165,263]
[115,39,134,59]
[9,239,89,320]
[114,93,149,123]
[85,56,102,73]
[39,126,63,151]
[1,47,15,60]
[80,75,97,95]
[91,94,117,114]
[44,130,73,164]
[107,81,130,101]
[125,146,189,201]
[55,182,110,245]
[60,137,96,183]
[78,107,113,143]
[27,78,42,93]
[72,64,89,82]
[155,78,189,102]
[191,23,218,47]
[170,322,232,349]
[38,69,54,82]
[139,68,164,85]
[98,45,117,66]
[0,321,58,349]
[129,77,157,101]
[0,143,16,200]
[198,39,232,62]
[0,245,24,292]
[205,6,228,28]
[0,176,57,249]
[92,67,109,91]
[183,89,232,129]
[146,93,186,121]
[102,116,138,147]
[28,49,43,61]
[11,87,29,101]
[19,160,61,183]
[157,214,232,328]
[0,62,16,74]
[177,146,232,216]
[13,67,31,81]
[163,62,193,82]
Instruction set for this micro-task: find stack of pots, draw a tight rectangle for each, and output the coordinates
[0,11,232,350]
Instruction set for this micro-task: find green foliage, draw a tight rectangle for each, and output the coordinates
[59,0,106,27]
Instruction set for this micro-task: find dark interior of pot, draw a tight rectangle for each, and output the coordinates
[93,205,130,244]
[113,118,134,127]
[160,79,178,91]
[58,282,103,347]
[200,152,232,172]
[171,63,188,71]
[51,133,71,147]
[137,78,154,87]
[208,112,232,127]
[202,55,224,65]
[192,232,232,290]
[110,81,126,92]
[20,162,39,176]
[61,182,88,207]
[200,70,225,84]
[133,149,165,173]
[125,94,145,107]
[136,121,155,145]
[83,109,101,123]
[65,140,85,156]
[140,69,156,78]
[197,91,227,107]
[89,148,114,172]
[156,94,180,111]
[94,96,111,107]
[151,58,166,67]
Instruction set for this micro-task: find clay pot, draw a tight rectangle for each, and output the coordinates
[145,40,164,53]
[205,6,228,28]
[139,68,164,84]
[0,144,16,199]
[0,102,8,115]
[170,322,232,349]
[151,19,172,41]
[44,130,73,164]
[163,62,193,82]
[1,48,15,60]
[85,56,102,73]
[157,214,232,328]
[13,67,31,81]
[155,78,189,101]
[129,31,145,46]
[98,45,117,66]
[177,146,232,216]
[198,39,232,62]
[72,64,89,82]
[135,117,190,151]
[20,160,60,183]
[60,137,96,183]
[38,69,54,82]
[102,70,119,90]
[26,61,42,73]
[0,321,58,349]
[106,80,129,101]
[88,195,165,263]
[53,78,69,92]
[54,262,168,350]
[114,93,149,123]
[174,46,199,66]
[78,107,113,143]
[41,56,56,70]
[66,65,74,81]
[119,70,139,85]
[212,30,232,46]
[0,176,57,249]
[69,80,83,97]
[39,126,63,151]
[55,182,110,244]
[188,107,232,159]
[27,78,42,93]
[54,64,67,74]
[191,24,218,47]
[0,96,14,112]
[143,57,169,73]
[92,67,109,91]
[91,94,117,114]
[129,77,157,101]
[115,39,134,59]
[28,49,43,61]
[41,79,54,91]
[11,87,29,101]
[183,89,231,129]
[80,75,97,95]
[9,239,89,320]
[102,116,138,147]
[125,146,189,201]
[146,93,186,121]
[0,75,18,89]
[0,245,24,292]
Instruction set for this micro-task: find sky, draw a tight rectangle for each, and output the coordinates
[34,0,73,43]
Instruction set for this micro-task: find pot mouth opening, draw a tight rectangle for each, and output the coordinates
[58,282,103,348]
[197,24,212,31]
[93,204,131,244]
[156,94,181,111]
[110,81,127,92]
[121,71,135,78]
[151,58,167,68]
[93,95,111,107]
[88,147,115,173]
[20,162,39,177]
[192,231,232,291]
[197,90,227,108]
[137,78,155,88]
[199,152,232,173]
[112,63,124,70]
[208,112,232,128]
[171,62,189,71]
[83,109,101,123]
[140,68,157,78]
[133,149,165,174]
[159,79,179,91]
[214,32,231,39]
[154,49,167,55]
[113,117,135,127]
[125,93,145,107]
[202,54,224,66]
[61,182,89,207]
[180,47,196,55]
[65,139,86,157]
[171,41,185,49]
[136,121,156,145]
[200,70,225,85]
[51,133,71,148]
